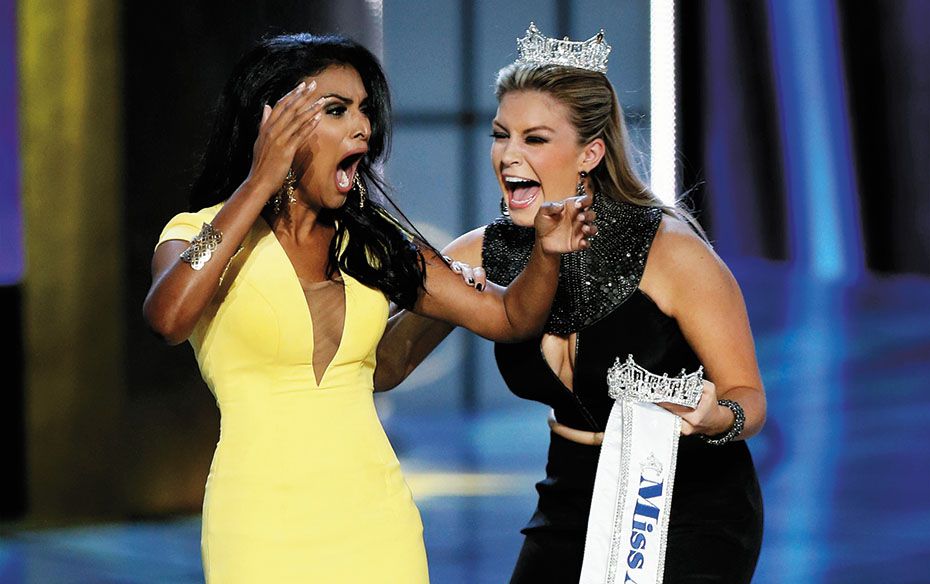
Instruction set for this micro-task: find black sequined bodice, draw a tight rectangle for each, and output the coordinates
[482,197,700,432]
[483,196,662,334]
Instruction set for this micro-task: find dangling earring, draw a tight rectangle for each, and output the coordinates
[576,170,588,197]
[354,174,367,209]
[268,169,297,214]
[500,196,510,217]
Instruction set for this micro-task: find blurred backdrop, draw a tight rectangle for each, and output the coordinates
[2,0,653,523]
[2,0,929,582]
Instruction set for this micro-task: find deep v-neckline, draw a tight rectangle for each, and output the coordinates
[539,331,580,393]
[261,219,349,388]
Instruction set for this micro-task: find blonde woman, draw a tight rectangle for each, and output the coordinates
[381,25,765,583]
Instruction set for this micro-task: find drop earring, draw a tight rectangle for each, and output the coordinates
[354,173,367,209]
[576,170,588,197]
[268,169,297,215]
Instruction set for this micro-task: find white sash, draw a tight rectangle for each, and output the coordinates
[579,356,703,584]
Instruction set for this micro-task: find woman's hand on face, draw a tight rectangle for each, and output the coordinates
[533,192,597,255]
[247,80,327,195]
[659,380,730,436]
[445,256,487,292]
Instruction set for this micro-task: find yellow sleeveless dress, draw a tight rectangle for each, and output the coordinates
[158,204,429,583]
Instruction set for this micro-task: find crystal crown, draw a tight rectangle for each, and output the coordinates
[515,22,611,74]
[607,355,704,408]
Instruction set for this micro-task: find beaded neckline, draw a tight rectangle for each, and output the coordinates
[482,195,663,335]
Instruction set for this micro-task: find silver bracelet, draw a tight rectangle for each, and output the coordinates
[700,399,745,446]
[179,222,223,270]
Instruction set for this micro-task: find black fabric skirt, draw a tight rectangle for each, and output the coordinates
[510,433,764,584]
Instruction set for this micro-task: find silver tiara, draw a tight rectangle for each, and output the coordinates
[515,22,611,74]
[606,355,704,408]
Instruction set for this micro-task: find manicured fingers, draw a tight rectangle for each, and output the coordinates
[263,96,326,153]
[540,200,566,216]
[294,97,327,131]
[273,79,315,108]
[448,260,486,291]
[291,85,324,119]
[534,194,600,253]
[251,80,325,185]
[294,109,324,141]
[266,80,311,124]
[573,192,594,209]
[287,94,326,136]
[576,209,597,225]
[577,207,597,248]
[464,267,476,286]
[471,266,487,292]
[266,80,320,129]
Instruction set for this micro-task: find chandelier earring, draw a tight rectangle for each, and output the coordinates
[354,173,367,209]
[268,169,297,215]
[577,170,588,197]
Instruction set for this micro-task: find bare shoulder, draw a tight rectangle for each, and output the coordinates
[648,215,719,272]
[642,215,740,317]
[439,225,487,266]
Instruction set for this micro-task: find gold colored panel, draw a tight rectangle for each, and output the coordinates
[19,0,125,519]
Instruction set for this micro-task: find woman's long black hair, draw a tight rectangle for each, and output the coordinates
[190,33,429,308]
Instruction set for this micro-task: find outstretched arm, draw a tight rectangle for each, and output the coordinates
[374,194,595,390]
[374,231,486,391]
[374,310,457,391]
[413,194,593,340]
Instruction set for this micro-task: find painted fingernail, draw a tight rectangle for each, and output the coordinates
[476,283,484,292]
[298,81,306,90]
[307,80,316,91]
[468,277,475,285]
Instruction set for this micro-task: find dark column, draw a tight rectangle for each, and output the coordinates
[1,285,25,519]
[676,1,788,260]
[839,1,930,274]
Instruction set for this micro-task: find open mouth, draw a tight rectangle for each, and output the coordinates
[336,151,366,193]
[504,176,542,209]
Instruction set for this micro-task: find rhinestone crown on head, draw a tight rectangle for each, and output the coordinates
[515,22,612,74]
[607,355,704,408]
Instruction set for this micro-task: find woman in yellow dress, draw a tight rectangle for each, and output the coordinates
[143,34,595,583]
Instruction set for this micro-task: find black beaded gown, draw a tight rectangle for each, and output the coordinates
[482,197,763,584]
